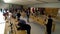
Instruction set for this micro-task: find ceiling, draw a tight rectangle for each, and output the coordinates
[0,0,60,5]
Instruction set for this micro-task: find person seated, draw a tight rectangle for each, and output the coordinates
[16,19,31,34]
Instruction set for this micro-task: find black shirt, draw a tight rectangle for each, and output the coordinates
[17,13,21,17]
[47,18,53,26]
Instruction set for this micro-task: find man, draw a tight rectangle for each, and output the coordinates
[16,19,31,34]
[46,15,53,34]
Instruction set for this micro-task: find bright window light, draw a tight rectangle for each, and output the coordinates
[3,0,11,3]
[0,11,5,34]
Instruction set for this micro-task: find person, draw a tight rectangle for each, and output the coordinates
[3,10,8,20]
[16,19,31,34]
[45,15,53,34]
[12,10,17,19]
[16,11,21,21]
[7,10,12,22]
[26,9,30,22]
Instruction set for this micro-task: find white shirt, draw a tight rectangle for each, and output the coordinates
[20,16,29,24]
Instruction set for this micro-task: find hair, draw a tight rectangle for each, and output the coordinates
[48,15,51,18]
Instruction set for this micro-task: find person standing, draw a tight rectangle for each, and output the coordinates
[26,9,30,22]
[45,15,53,34]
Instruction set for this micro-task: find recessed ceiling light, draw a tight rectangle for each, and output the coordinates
[3,0,11,3]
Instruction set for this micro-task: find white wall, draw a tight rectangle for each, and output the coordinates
[27,3,60,8]
[0,3,9,9]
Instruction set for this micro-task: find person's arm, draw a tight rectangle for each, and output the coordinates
[43,18,48,25]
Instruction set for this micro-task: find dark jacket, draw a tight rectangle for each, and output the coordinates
[46,18,53,27]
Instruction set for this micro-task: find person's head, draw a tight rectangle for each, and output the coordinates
[48,15,51,18]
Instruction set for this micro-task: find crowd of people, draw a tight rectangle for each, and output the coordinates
[1,8,54,34]
[2,9,31,34]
